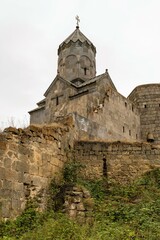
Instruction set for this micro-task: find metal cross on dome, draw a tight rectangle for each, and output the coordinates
[76,15,80,27]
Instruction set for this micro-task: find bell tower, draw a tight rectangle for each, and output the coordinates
[57,19,96,83]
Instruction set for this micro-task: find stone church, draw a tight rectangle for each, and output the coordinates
[29,23,160,144]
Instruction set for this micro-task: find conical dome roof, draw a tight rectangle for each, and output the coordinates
[58,27,96,55]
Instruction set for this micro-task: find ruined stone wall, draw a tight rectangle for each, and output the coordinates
[1,121,160,220]
[128,84,160,143]
[73,141,160,184]
[0,125,68,219]
[63,185,94,224]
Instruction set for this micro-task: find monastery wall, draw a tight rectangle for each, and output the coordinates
[0,125,68,219]
[1,121,160,220]
[73,141,160,184]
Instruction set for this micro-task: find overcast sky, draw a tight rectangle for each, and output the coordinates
[0,0,160,128]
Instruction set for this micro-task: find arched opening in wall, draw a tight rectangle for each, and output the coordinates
[80,55,91,77]
[144,104,147,108]
[65,55,77,79]
[103,157,107,178]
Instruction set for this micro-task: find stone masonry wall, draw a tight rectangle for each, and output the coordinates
[128,84,160,143]
[73,141,160,184]
[0,124,68,219]
[1,121,160,220]
[63,185,94,224]
[50,82,140,142]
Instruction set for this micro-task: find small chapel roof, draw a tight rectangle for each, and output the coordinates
[58,26,96,54]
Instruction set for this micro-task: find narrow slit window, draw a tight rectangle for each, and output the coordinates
[132,105,134,112]
[84,67,87,75]
[125,102,127,107]
[56,96,59,106]
[103,157,107,177]
[123,126,125,133]
[129,130,131,136]
[144,104,147,108]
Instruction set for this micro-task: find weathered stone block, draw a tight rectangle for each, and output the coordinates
[69,203,76,210]
[0,141,7,151]
[4,158,12,168]
[23,173,31,184]
[73,196,81,203]
[9,143,17,152]
[69,209,77,218]
[29,164,39,175]
[18,145,31,156]
[13,182,24,192]
[3,180,12,189]
[0,189,12,198]
[14,161,29,173]
[77,202,85,211]
[4,169,19,181]
[1,200,12,218]
[11,199,21,211]
[4,127,19,135]
[0,167,5,179]
[31,175,48,187]
[83,189,91,198]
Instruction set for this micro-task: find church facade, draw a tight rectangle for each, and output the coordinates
[29,25,160,143]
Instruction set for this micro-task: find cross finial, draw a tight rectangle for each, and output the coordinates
[75,15,80,28]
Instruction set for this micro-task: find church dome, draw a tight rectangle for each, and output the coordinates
[57,26,96,83]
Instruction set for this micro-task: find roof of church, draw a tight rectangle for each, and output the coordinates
[78,71,117,91]
[58,26,96,54]
[44,75,77,97]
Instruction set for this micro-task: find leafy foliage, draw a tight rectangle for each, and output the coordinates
[79,179,107,201]
[0,200,48,239]
[1,169,160,239]
[63,160,84,183]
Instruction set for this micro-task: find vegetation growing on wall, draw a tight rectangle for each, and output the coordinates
[1,168,160,239]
